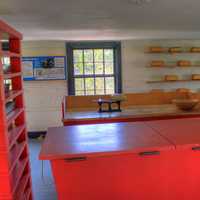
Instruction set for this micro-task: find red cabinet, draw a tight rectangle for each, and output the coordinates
[146,118,200,200]
[40,122,174,200]
[41,119,200,200]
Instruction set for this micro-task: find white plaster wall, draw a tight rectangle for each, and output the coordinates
[122,40,200,92]
[22,39,200,131]
[22,41,67,131]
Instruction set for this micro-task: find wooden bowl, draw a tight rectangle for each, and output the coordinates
[172,99,199,111]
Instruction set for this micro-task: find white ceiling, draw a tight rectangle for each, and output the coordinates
[1,0,200,40]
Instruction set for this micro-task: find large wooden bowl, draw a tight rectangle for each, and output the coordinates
[172,99,199,111]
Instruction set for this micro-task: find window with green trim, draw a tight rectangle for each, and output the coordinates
[67,42,122,96]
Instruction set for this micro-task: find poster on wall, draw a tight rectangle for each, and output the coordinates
[22,56,66,81]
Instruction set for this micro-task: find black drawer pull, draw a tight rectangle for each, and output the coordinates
[64,157,87,162]
[139,151,160,156]
[192,146,200,151]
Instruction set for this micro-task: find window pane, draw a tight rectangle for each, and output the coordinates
[105,62,114,74]
[95,63,104,74]
[84,49,93,62]
[75,78,84,91]
[105,77,115,94]
[94,49,103,62]
[95,77,104,95]
[75,90,85,96]
[73,50,83,63]
[74,63,83,75]
[104,49,113,62]
[84,63,94,75]
[85,78,94,95]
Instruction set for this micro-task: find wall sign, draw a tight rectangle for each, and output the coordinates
[22,56,66,81]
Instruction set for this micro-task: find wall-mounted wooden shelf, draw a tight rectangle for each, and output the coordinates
[147,46,200,88]
[147,79,200,83]
[147,51,200,54]
[147,65,200,69]
[0,19,33,200]
[147,47,200,54]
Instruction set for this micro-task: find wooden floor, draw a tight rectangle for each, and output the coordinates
[29,139,57,200]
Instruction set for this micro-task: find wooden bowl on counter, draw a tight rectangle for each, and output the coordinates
[172,99,199,111]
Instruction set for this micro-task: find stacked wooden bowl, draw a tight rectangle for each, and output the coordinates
[172,89,199,111]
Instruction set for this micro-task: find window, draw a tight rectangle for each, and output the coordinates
[67,42,122,95]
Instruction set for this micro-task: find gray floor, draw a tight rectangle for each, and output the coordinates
[29,139,57,200]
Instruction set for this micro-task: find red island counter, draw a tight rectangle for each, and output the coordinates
[146,118,200,200]
[40,122,176,200]
[40,119,200,200]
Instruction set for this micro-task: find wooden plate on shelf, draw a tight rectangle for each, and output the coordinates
[165,75,179,81]
[177,60,191,67]
[150,60,165,67]
[169,47,182,53]
[191,47,200,53]
[192,74,200,80]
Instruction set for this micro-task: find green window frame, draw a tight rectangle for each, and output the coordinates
[66,41,122,95]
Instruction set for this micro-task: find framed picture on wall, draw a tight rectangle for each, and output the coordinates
[22,56,67,81]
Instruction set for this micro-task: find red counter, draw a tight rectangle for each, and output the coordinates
[39,122,174,200]
[146,118,200,200]
[40,119,200,200]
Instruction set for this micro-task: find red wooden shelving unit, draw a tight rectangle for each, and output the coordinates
[0,20,33,200]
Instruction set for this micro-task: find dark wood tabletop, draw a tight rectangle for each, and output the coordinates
[39,121,174,160]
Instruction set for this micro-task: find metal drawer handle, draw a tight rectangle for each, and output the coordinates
[139,151,160,157]
[64,157,87,162]
[192,146,200,151]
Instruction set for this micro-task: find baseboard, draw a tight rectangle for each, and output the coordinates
[28,131,47,138]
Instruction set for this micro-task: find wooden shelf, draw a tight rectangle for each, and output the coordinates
[12,157,28,187]
[147,51,200,54]
[3,72,22,79]
[14,174,30,200]
[7,108,24,126]
[12,158,29,195]
[1,51,20,58]
[9,141,26,173]
[147,65,200,69]
[8,124,26,150]
[0,19,32,199]
[23,183,32,200]
[147,48,200,54]
[5,90,23,103]
[147,79,200,83]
